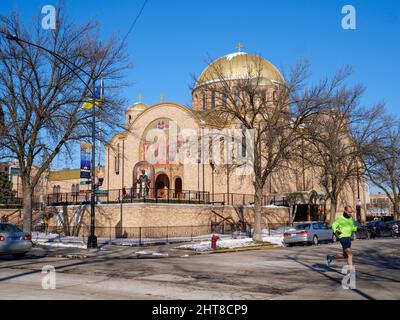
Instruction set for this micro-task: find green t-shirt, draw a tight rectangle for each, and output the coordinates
[332,215,357,239]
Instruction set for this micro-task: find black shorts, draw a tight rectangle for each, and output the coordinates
[339,237,352,250]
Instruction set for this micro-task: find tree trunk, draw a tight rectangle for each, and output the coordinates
[393,200,400,221]
[253,185,263,242]
[329,198,338,226]
[22,183,33,232]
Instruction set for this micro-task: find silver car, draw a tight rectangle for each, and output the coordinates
[283,222,334,246]
[0,223,32,259]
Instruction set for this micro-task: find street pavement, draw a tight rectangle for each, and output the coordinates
[0,238,399,300]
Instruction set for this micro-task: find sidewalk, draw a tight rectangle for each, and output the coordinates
[28,228,287,260]
[29,238,279,260]
[29,242,193,259]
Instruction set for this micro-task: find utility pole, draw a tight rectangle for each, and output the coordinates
[87,82,98,248]
[356,164,361,223]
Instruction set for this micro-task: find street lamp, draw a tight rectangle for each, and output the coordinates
[3,32,99,248]
[210,160,215,203]
[356,163,361,223]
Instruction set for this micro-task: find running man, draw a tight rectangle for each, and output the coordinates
[327,205,358,268]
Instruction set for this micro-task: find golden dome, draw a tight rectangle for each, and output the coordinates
[196,52,284,87]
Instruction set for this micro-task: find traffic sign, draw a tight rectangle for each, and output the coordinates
[95,190,109,195]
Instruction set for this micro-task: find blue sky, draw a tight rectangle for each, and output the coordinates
[1,0,399,169]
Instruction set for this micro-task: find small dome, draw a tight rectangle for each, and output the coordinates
[196,52,284,88]
[127,102,149,112]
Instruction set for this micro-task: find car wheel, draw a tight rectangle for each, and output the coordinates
[391,230,395,238]
[312,235,319,246]
[13,253,25,260]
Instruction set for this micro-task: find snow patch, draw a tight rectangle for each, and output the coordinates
[178,238,256,252]
[225,52,247,61]
[178,227,296,251]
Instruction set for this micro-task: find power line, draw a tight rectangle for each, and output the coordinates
[121,0,149,46]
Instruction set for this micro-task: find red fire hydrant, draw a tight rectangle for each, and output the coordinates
[211,234,220,250]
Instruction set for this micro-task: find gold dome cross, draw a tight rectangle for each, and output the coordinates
[236,43,243,52]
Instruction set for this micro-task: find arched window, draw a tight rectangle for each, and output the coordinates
[241,125,247,158]
[272,90,277,103]
[209,136,213,161]
[128,114,132,123]
[71,184,79,195]
[211,91,216,109]
[235,90,240,106]
[115,144,120,175]
[202,92,206,111]
[222,92,227,108]
[220,137,225,164]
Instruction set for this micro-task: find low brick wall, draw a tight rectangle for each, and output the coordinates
[43,203,289,237]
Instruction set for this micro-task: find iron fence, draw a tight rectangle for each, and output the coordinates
[30,222,294,246]
[211,193,289,206]
[44,188,289,208]
[46,188,211,207]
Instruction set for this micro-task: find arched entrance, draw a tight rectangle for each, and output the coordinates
[174,177,182,198]
[155,174,170,198]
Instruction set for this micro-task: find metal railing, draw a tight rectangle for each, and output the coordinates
[211,193,289,207]
[0,198,42,210]
[45,188,289,208]
[46,188,211,206]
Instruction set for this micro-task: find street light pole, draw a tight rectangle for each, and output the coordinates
[210,160,215,203]
[356,164,361,223]
[87,82,98,248]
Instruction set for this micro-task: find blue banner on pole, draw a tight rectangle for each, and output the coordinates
[80,142,92,179]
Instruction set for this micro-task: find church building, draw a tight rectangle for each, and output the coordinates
[103,47,366,222]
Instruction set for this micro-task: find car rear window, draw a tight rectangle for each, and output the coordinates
[0,224,22,233]
[295,224,311,230]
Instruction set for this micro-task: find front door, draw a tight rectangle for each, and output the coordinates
[155,174,170,198]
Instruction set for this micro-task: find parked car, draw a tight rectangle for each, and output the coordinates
[365,220,395,238]
[0,223,32,259]
[352,221,371,240]
[283,222,334,246]
[385,220,400,237]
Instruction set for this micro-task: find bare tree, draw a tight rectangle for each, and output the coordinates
[192,55,348,241]
[303,72,385,225]
[363,120,400,220]
[0,10,128,232]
